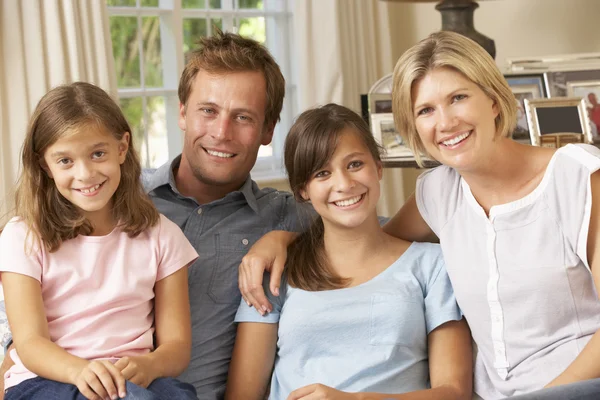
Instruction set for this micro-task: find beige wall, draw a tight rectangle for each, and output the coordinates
[261,0,600,198]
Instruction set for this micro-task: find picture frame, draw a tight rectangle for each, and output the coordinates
[566,80,600,139]
[524,97,594,147]
[545,69,600,98]
[504,73,548,143]
[370,113,414,160]
[368,93,393,115]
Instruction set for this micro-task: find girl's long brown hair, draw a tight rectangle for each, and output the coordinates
[284,104,382,291]
[13,82,159,252]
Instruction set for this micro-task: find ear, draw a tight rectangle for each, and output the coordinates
[260,122,275,146]
[376,160,383,180]
[299,187,309,202]
[178,102,187,132]
[492,99,500,118]
[39,159,53,179]
[119,132,130,164]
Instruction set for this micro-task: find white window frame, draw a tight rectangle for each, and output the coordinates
[107,0,296,181]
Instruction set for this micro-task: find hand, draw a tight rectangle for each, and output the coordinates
[71,360,126,400]
[287,384,358,400]
[114,355,157,389]
[238,231,295,314]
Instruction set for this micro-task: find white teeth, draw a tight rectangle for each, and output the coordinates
[206,149,234,158]
[79,183,101,194]
[334,195,363,207]
[442,132,471,146]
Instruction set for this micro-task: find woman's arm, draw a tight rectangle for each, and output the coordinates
[286,319,472,400]
[546,170,600,387]
[382,194,437,243]
[115,265,192,387]
[225,322,278,400]
[3,272,125,400]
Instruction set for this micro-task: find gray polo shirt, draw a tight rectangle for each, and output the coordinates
[144,155,308,400]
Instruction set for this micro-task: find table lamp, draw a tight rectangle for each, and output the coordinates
[383,0,496,59]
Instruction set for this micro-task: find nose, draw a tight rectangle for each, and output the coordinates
[333,170,355,192]
[211,114,233,141]
[75,160,96,181]
[437,107,459,132]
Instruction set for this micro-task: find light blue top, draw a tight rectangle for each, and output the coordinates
[234,242,462,399]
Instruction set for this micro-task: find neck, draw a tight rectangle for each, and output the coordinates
[458,138,549,211]
[175,155,246,205]
[85,203,116,236]
[322,213,389,275]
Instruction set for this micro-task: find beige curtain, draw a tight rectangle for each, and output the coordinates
[294,0,405,217]
[0,0,116,225]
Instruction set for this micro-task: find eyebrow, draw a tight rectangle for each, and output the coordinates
[343,151,366,160]
[49,142,109,158]
[195,102,259,118]
[414,87,470,111]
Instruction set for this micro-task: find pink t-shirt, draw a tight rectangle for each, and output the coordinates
[0,214,198,389]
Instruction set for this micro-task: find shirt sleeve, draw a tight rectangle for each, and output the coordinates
[422,246,463,334]
[415,166,461,237]
[156,215,199,281]
[234,272,287,324]
[0,220,43,282]
[276,192,317,233]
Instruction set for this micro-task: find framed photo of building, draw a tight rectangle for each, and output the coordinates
[524,97,593,147]
[504,73,548,143]
[370,113,414,160]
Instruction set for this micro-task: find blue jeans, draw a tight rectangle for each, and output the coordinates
[506,378,600,400]
[5,376,198,400]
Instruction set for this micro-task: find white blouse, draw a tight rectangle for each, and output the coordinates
[416,144,600,399]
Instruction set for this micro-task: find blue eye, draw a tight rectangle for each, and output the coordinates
[453,94,467,102]
[417,107,433,116]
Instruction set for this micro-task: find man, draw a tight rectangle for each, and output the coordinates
[0,30,307,400]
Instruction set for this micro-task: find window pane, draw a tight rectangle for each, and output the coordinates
[110,17,140,88]
[237,17,265,44]
[142,17,163,87]
[107,0,136,6]
[238,0,262,9]
[183,18,207,55]
[120,97,145,161]
[209,19,223,36]
[183,0,206,8]
[146,96,169,168]
[209,0,222,8]
[141,0,159,6]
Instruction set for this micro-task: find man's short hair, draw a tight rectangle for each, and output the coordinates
[178,29,285,128]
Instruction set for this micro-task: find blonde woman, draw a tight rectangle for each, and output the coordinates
[239,32,600,400]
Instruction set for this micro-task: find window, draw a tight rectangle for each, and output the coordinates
[107,0,296,180]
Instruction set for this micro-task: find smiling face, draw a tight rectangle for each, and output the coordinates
[42,123,129,226]
[300,130,382,230]
[178,69,274,191]
[412,67,499,171]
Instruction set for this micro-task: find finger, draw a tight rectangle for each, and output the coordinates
[120,363,137,381]
[238,264,251,306]
[85,372,109,400]
[78,383,101,400]
[247,259,272,313]
[90,363,118,400]
[103,361,127,399]
[269,255,286,297]
[287,384,317,400]
[113,357,129,371]
[241,261,263,314]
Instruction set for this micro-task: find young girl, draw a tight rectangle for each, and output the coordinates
[226,104,472,400]
[0,82,199,400]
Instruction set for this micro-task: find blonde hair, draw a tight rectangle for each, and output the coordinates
[13,82,159,252]
[178,28,285,128]
[392,31,517,166]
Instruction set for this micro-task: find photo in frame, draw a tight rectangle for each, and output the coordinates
[370,113,414,160]
[567,80,600,139]
[504,73,548,143]
[524,97,593,147]
[545,69,600,97]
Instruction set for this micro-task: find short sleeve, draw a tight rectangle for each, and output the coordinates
[234,272,287,324]
[0,220,43,282]
[276,192,317,233]
[156,215,199,281]
[415,166,461,237]
[422,247,463,334]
